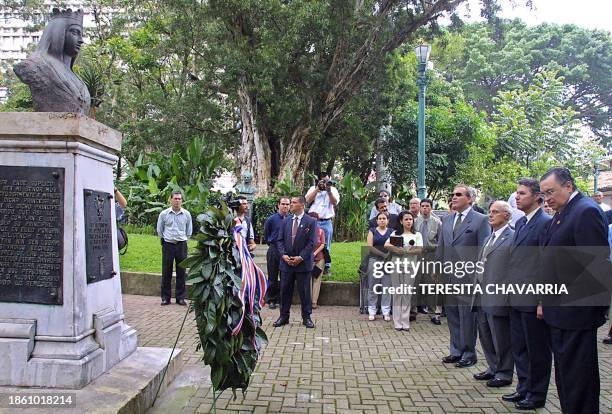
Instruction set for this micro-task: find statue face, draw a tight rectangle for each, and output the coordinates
[64,24,83,57]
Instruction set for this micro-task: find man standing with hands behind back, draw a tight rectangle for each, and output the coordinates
[274,196,318,329]
[263,197,291,309]
[306,174,339,272]
[157,191,192,306]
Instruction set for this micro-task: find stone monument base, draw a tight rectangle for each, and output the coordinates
[0,113,136,389]
[0,347,183,414]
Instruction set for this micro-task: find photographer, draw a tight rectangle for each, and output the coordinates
[234,196,256,253]
[305,173,340,272]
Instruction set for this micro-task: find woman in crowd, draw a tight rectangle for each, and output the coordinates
[366,212,393,321]
[308,212,326,309]
[385,211,423,331]
[369,190,403,219]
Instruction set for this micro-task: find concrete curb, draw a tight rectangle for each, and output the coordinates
[121,272,359,306]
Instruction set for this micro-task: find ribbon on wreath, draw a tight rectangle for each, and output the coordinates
[231,221,267,347]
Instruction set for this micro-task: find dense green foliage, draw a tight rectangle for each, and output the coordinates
[122,137,226,227]
[434,20,611,143]
[334,172,376,242]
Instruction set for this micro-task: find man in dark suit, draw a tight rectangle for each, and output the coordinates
[473,201,514,388]
[436,184,491,367]
[539,167,611,414]
[502,178,552,410]
[274,196,318,329]
[263,197,291,309]
[367,198,399,231]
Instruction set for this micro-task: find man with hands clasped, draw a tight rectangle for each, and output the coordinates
[274,196,318,329]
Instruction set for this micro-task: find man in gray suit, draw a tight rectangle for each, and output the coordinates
[473,201,514,387]
[436,184,491,367]
[415,198,443,324]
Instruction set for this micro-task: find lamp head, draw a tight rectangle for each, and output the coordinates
[414,44,431,65]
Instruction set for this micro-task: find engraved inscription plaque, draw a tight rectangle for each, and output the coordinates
[0,166,64,305]
[84,189,115,283]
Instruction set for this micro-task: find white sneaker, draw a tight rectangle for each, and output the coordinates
[383,315,391,321]
[368,315,376,321]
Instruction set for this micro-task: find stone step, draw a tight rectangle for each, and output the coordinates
[0,347,183,414]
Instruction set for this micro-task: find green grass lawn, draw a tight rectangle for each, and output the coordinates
[120,233,363,283]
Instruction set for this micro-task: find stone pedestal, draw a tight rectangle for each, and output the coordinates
[0,113,137,388]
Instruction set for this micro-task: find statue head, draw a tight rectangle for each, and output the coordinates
[242,171,253,184]
[36,8,84,68]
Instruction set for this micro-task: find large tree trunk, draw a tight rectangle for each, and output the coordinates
[237,79,272,194]
[277,123,313,190]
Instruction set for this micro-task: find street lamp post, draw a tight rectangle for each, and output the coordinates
[415,44,431,200]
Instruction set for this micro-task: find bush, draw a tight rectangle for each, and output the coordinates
[120,137,226,228]
[334,172,375,242]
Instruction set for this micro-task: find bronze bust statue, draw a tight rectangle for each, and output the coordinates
[13,8,90,114]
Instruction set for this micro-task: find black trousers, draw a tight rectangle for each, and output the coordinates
[265,246,281,304]
[549,326,599,414]
[161,240,187,302]
[280,270,312,319]
[509,308,551,402]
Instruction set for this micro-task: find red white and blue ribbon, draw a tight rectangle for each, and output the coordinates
[231,222,267,347]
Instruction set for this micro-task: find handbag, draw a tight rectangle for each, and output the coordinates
[311,265,323,279]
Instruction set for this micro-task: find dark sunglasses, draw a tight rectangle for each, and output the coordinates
[451,192,465,197]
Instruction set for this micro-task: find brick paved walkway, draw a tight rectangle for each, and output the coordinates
[123,295,612,413]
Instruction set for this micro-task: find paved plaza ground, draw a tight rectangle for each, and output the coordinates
[123,294,612,414]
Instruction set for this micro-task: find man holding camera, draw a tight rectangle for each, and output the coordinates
[305,174,340,272]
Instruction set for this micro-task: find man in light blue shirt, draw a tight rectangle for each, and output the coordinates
[157,191,192,306]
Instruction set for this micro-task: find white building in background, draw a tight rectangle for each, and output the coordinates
[0,2,107,62]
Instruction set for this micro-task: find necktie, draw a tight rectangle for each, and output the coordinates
[291,216,299,246]
[514,216,527,241]
[420,219,429,247]
[482,233,496,258]
[452,212,463,238]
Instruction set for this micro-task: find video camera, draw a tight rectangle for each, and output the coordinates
[222,191,242,211]
[317,177,337,191]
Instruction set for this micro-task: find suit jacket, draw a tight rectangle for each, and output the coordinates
[436,208,491,285]
[276,213,318,273]
[507,208,551,311]
[540,192,611,330]
[415,214,442,252]
[475,226,514,316]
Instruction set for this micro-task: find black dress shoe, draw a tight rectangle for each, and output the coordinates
[268,303,278,310]
[273,317,289,327]
[455,359,477,368]
[430,316,441,325]
[515,399,545,410]
[442,355,461,363]
[603,335,612,344]
[473,371,494,381]
[502,392,524,402]
[176,300,187,306]
[417,306,428,314]
[161,300,170,306]
[486,378,512,387]
[303,318,315,329]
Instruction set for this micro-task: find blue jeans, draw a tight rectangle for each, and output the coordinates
[318,219,333,268]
